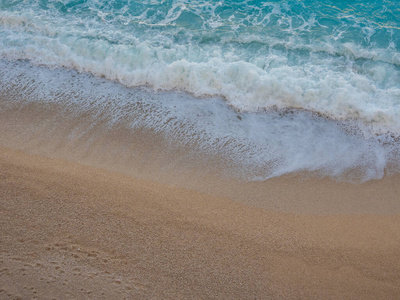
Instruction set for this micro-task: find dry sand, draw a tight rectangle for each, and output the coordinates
[1,146,400,299]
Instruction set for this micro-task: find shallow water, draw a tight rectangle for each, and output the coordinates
[0,1,399,181]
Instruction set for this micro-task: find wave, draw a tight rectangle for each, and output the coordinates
[1,59,399,182]
[0,1,400,182]
[1,0,399,134]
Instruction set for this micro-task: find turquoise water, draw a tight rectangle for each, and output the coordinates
[0,0,400,180]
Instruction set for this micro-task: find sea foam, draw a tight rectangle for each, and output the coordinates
[0,0,399,134]
[1,60,398,182]
[0,0,399,181]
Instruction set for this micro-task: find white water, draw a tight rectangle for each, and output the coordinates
[0,1,400,134]
[1,60,398,182]
[1,1,400,182]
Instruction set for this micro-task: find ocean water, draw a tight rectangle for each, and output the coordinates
[0,0,400,182]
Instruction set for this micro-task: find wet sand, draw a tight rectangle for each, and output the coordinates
[1,146,400,299]
[1,75,400,299]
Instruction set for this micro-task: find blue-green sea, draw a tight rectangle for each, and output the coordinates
[1,0,400,181]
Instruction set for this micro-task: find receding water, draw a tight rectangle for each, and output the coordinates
[0,0,399,181]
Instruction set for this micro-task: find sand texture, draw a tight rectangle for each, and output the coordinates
[1,146,400,299]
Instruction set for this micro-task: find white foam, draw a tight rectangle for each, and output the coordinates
[1,60,398,182]
[1,6,399,135]
[1,0,400,184]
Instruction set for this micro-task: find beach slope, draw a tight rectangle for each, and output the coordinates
[1,146,400,299]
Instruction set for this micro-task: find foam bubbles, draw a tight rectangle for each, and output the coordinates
[0,60,398,182]
[0,1,400,181]
[0,1,399,135]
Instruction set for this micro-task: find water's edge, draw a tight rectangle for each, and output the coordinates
[2,59,400,214]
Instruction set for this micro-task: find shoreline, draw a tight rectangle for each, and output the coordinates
[1,2,400,297]
[1,146,400,298]
[1,59,400,298]
[1,59,399,188]
[1,94,400,215]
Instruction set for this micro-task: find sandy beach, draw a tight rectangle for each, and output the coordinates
[1,0,400,297]
[1,145,400,299]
